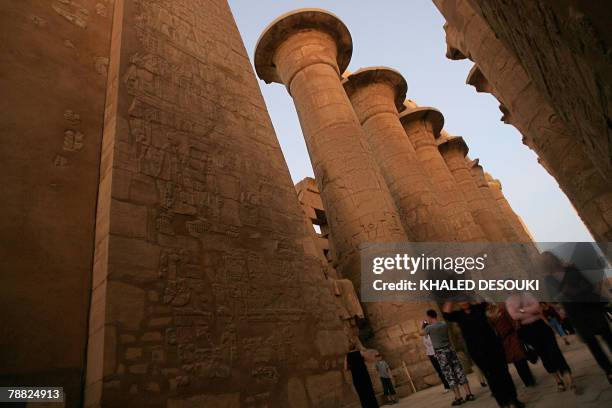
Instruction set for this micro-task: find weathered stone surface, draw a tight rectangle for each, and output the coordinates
[254,9,439,383]
[0,1,114,405]
[255,9,408,281]
[439,136,506,242]
[343,67,457,242]
[485,173,535,243]
[400,106,486,242]
[468,159,519,241]
[106,281,145,330]
[295,177,336,267]
[305,371,344,408]
[287,377,310,408]
[315,330,350,357]
[167,393,240,408]
[84,2,354,407]
[467,0,611,181]
[434,0,612,241]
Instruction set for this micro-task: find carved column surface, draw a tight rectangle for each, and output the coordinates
[434,0,612,242]
[468,159,521,243]
[439,136,506,242]
[255,9,440,374]
[485,173,535,244]
[0,1,114,406]
[466,0,611,180]
[254,9,409,282]
[343,67,458,242]
[85,2,355,407]
[400,107,487,242]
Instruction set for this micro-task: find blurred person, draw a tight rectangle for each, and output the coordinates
[419,309,473,406]
[506,292,577,393]
[473,366,488,388]
[345,341,379,408]
[487,303,536,387]
[541,302,570,345]
[444,301,523,408]
[542,250,612,384]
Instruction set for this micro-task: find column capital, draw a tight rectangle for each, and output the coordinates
[438,135,469,157]
[399,106,445,137]
[342,66,407,112]
[254,8,352,84]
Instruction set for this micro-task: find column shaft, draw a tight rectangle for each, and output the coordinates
[440,138,507,242]
[274,30,407,280]
[344,70,457,242]
[469,160,521,243]
[255,10,434,374]
[487,176,535,243]
[401,112,486,242]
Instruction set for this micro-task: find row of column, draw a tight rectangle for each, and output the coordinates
[254,8,531,383]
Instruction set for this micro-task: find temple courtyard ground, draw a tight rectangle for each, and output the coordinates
[392,336,612,408]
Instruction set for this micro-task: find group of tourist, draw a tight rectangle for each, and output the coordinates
[344,251,612,407]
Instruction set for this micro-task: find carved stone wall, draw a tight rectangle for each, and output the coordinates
[296,177,443,395]
[84,1,355,407]
[0,1,114,406]
[295,177,335,268]
[434,0,612,242]
[467,0,611,181]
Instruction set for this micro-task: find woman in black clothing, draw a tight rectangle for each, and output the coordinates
[443,301,523,408]
[506,292,575,392]
[542,251,612,384]
[345,342,379,408]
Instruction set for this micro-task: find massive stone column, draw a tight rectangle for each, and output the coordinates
[439,136,506,242]
[254,9,434,389]
[343,67,457,242]
[434,0,612,242]
[399,107,486,242]
[0,2,114,405]
[85,2,356,407]
[468,159,521,243]
[254,9,408,279]
[485,174,535,244]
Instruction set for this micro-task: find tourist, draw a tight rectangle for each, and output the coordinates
[419,309,473,406]
[473,366,488,388]
[345,341,379,408]
[506,292,577,393]
[375,353,399,404]
[487,303,536,387]
[422,327,451,392]
[541,302,570,345]
[541,250,612,384]
[443,301,523,408]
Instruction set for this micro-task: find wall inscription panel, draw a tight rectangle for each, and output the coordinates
[85,1,354,407]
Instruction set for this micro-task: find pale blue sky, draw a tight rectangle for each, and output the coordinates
[228,0,593,242]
